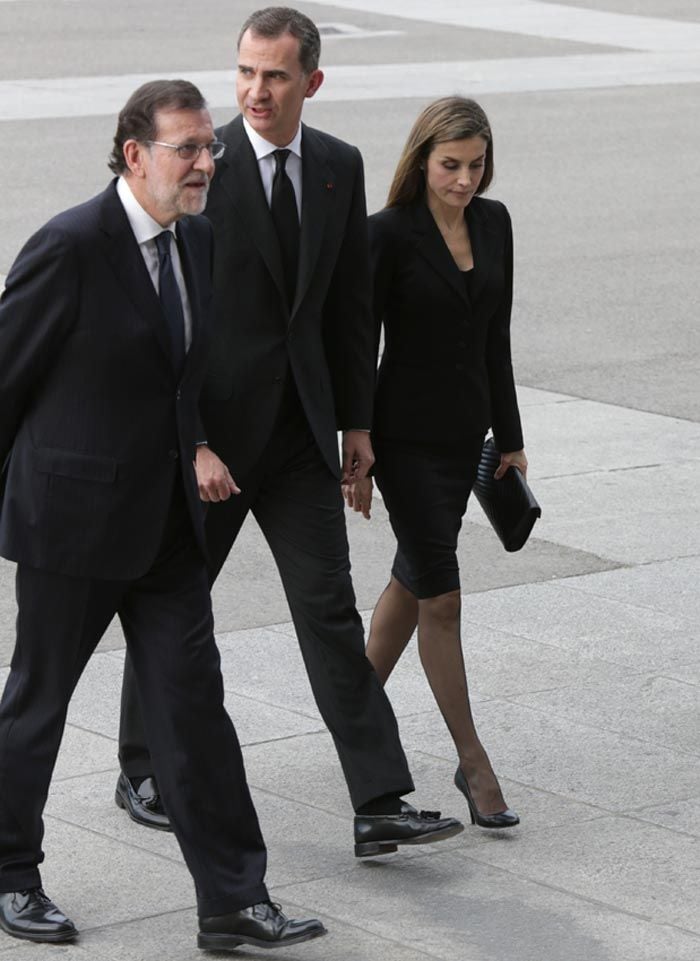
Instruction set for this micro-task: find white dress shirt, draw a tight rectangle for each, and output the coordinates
[241,121,368,435]
[242,118,302,220]
[116,176,193,351]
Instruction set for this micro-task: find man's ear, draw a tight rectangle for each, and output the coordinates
[122,139,148,178]
[304,69,324,100]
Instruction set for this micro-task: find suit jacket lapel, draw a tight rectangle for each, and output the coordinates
[216,116,288,308]
[465,199,497,307]
[295,125,333,318]
[98,183,174,373]
[175,219,203,377]
[409,201,471,310]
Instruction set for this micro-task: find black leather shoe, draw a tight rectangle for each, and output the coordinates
[455,767,520,828]
[354,802,464,857]
[198,901,326,951]
[115,773,172,831]
[0,888,77,943]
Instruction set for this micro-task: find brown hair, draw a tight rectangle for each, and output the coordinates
[108,79,207,175]
[386,97,494,208]
[238,6,321,74]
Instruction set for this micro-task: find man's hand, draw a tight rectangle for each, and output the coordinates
[341,430,375,483]
[494,448,528,480]
[342,476,373,520]
[194,445,241,502]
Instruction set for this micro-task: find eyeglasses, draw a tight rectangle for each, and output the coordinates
[145,140,226,161]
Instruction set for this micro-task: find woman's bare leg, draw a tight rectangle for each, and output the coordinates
[416,590,507,815]
[365,576,418,684]
[366,577,508,814]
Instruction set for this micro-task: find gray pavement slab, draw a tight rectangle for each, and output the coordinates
[456,815,700,933]
[458,579,699,672]
[531,461,700,563]
[522,396,700,478]
[46,770,188,863]
[512,671,700,755]
[400,702,700,814]
[39,820,193,928]
[635,795,700,837]
[284,849,700,961]
[216,628,324,723]
[561,554,700,619]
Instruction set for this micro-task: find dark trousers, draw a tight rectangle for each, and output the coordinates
[120,399,414,810]
[0,487,268,917]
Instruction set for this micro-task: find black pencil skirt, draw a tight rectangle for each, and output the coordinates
[373,433,485,599]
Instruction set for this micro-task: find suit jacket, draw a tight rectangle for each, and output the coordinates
[200,115,376,479]
[0,181,213,579]
[369,196,523,453]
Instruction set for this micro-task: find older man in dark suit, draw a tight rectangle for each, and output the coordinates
[0,80,324,952]
[117,7,463,857]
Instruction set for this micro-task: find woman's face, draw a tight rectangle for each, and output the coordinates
[424,136,488,211]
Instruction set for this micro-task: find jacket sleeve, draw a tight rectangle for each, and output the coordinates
[322,148,376,431]
[0,226,79,467]
[368,210,396,368]
[486,202,524,453]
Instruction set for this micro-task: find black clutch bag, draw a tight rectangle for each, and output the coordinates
[472,437,541,552]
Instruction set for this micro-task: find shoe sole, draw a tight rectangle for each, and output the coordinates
[0,920,77,943]
[114,788,173,833]
[197,926,326,950]
[354,821,464,858]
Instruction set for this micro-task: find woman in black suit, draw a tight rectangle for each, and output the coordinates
[346,97,527,827]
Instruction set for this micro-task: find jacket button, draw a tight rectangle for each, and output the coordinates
[168,449,179,460]
[176,389,181,400]
[456,363,465,370]
[273,375,282,383]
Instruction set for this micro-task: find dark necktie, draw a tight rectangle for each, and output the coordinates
[270,149,299,308]
[155,230,186,375]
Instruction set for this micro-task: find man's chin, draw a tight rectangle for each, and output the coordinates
[179,193,209,217]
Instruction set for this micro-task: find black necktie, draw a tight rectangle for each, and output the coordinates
[155,230,186,375]
[270,149,299,308]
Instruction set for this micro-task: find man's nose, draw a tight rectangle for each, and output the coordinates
[195,149,215,175]
[249,75,268,100]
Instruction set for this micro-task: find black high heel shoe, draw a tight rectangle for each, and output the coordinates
[454,767,520,828]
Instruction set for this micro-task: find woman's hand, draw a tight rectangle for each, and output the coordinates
[494,448,528,480]
[342,476,373,520]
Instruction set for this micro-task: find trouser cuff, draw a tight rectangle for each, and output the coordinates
[197,883,270,919]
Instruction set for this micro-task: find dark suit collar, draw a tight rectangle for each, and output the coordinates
[175,218,205,367]
[216,116,335,321]
[296,124,334,315]
[465,198,497,306]
[98,180,200,383]
[217,116,288,311]
[408,196,496,310]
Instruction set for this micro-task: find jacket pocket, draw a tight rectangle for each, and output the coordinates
[33,447,117,483]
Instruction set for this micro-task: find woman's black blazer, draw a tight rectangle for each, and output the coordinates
[369,196,523,453]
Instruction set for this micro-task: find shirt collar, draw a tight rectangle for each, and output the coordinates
[116,176,176,245]
[242,117,302,161]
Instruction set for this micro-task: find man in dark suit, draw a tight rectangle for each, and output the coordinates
[0,80,324,951]
[117,8,463,856]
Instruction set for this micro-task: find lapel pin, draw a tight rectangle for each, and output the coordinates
[326,182,334,191]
